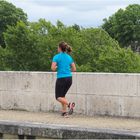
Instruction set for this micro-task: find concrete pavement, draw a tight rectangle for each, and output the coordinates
[0,110,140,132]
[0,110,140,138]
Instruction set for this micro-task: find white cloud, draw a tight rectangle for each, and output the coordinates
[7,0,140,27]
[26,0,140,11]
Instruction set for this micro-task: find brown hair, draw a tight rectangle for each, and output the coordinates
[59,41,72,54]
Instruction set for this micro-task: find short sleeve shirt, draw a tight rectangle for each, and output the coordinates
[52,52,74,78]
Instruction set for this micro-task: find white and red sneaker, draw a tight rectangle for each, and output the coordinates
[61,112,69,118]
[68,102,75,115]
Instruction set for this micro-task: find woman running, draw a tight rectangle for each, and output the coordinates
[51,41,76,117]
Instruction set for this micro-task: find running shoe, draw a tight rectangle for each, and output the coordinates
[68,102,75,115]
[61,112,69,118]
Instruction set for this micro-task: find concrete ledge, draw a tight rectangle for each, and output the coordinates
[0,120,139,139]
[0,71,140,118]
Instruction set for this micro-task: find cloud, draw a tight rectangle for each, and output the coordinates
[28,0,140,11]
[7,0,140,27]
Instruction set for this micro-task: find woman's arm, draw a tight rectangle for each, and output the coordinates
[51,62,57,71]
[71,62,76,72]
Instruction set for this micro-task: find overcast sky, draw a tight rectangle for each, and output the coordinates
[7,0,140,27]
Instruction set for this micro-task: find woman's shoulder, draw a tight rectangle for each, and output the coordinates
[54,53,60,58]
[67,53,73,59]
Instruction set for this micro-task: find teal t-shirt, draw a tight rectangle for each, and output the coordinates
[52,52,74,78]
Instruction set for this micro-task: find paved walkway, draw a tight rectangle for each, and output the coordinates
[0,110,140,133]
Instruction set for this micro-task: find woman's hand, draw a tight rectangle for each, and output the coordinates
[71,62,76,72]
[51,62,57,71]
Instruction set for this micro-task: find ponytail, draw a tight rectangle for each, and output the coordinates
[59,41,72,54]
[66,45,72,54]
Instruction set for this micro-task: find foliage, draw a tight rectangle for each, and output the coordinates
[102,4,140,52]
[2,19,140,72]
[0,1,140,72]
[0,0,27,47]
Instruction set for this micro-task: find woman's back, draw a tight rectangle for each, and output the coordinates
[53,52,73,78]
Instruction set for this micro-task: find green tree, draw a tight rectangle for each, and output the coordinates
[77,28,140,73]
[96,46,140,73]
[102,4,140,52]
[0,0,27,47]
[4,20,47,71]
[4,19,61,71]
[4,19,140,73]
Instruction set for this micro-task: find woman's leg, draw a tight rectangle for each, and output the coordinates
[57,97,69,112]
[55,77,73,115]
[58,77,72,111]
[61,103,67,112]
[57,97,69,106]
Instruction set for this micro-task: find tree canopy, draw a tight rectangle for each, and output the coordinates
[0,1,140,73]
[2,19,140,72]
[102,4,140,52]
[0,0,27,47]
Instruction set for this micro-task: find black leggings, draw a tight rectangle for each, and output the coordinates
[55,77,72,99]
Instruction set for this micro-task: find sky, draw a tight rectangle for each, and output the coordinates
[7,0,140,27]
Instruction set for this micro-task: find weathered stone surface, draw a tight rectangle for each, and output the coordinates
[67,94,86,114]
[3,134,18,139]
[86,95,120,116]
[0,71,140,118]
[77,73,138,96]
[0,120,139,139]
[68,73,77,93]
[121,97,140,117]
[136,75,140,96]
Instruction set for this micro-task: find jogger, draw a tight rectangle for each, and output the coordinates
[51,41,76,117]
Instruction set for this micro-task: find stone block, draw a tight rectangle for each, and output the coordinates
[67,93,86,114]
[77,73,138,96]
[68,73,77,94]
[121,97,140,118]
[86,95,120,116]
[136,75,140,96]
[35,72,56,93]
[0,72,16,90]
[0,90,16,109]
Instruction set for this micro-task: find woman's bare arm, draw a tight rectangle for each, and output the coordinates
[51,62,57,71]
[71,62,76,72]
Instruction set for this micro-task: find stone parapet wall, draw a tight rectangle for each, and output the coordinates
[0,71,140,118]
